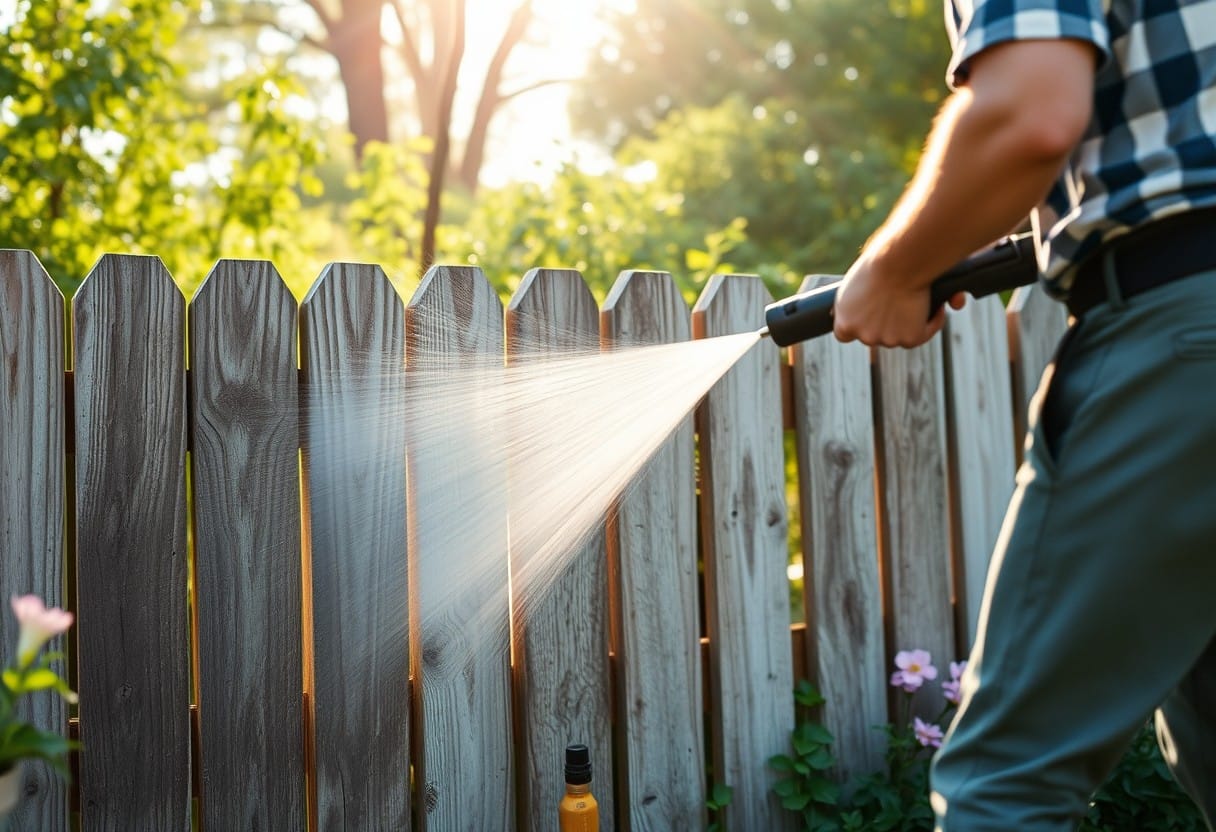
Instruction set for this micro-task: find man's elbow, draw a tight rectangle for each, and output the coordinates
[967,38,1097,161]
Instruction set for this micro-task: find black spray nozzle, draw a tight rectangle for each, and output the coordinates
[761,232,1039,347]
[565,744,592,785]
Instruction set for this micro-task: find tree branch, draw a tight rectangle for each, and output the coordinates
[391,0,426,84]
[499,77,572,103]
[200,16,330,52]
[302,0,336,34]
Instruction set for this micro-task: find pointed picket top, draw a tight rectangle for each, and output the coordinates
[601,267,704,830]
[408,264,504,356]
[189,257,305,830]
[72,250,190,831]
[405,262,513,831]
[692,273,795,831]
[507,267,601,355]
[504,267,615,831]
[0,248,68,831]
[601,269,691,345]
[300,259,409,830]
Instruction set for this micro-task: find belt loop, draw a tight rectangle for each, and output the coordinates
[1102,246,1126,310]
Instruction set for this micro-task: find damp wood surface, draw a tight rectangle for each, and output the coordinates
[73,254,191,831]
[789,274,887,783]
[189,260,306,830]
[601,271,705,832]
[0,251,69,830]
[692,275,796,831]
[506,268,615,832]
[302,263,411,830]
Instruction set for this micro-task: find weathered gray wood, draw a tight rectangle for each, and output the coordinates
[943,299,1017,651]
[73,254,190,831]
[505,269,613,832]
[789,274,887,783]
[691,275,794,831]
[301,263,410,830]
[0,250,68,830]
[600,271,704,832]
[1006,283,1069,461]
[406,265,513,832]
[874,335,956,713]
[189,260,305,830]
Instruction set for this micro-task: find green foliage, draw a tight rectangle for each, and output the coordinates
[438,159,747,304]
[617,95,908,282]
[706,779,733,832]
[771,683,1204,831]
[1081,722,1206,832]
[0,0,330,296]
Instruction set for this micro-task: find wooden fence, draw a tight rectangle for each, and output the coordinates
[0,248,1068,831]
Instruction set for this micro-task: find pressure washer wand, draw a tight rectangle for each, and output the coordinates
[759,232,1038,347]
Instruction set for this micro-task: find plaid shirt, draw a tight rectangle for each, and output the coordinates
[947,0,1216,296]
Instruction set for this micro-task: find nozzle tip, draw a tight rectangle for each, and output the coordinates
[757,326,771,339]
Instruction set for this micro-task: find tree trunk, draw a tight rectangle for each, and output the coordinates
[421,0,466,270]
[329,0,390,161]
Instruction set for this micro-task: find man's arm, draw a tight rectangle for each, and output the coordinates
[832,38,1097,347]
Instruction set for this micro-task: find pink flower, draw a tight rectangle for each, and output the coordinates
[914,717,944,748]
[943,660,968,704]
[890,649,937,693]
[11,595,74,668]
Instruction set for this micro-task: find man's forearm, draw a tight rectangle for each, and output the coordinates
[859,40,1097,288]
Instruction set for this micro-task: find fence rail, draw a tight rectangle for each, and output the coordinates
[0,249,1067,831]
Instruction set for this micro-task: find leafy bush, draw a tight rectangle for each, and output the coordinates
[771,652,1205,831]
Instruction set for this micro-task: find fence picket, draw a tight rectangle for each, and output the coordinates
[943,299,1017,650]
[301,263,410,830]
[0,251,68,830]
[600,271,704,831]
[406,266,513,832]
[789,275,887,782]
[1007,283,1070,458]
[505,268,613,832]
[189,260,305,830]
[874,337,956,711]
[692,275,794,830]
[73,254,190,831]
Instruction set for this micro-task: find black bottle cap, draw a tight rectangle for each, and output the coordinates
[565,743,592,785]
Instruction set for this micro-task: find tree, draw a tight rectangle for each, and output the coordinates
[572,0,949,158]
[0,0,329,295]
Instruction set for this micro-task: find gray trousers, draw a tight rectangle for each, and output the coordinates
[931,265,1216,829]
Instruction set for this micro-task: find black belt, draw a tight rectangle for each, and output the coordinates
[1066,207,1216,318]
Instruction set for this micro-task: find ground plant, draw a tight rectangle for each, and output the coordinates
[771,652,1205,831]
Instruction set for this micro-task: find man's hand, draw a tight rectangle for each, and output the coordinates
[832,251,966,348]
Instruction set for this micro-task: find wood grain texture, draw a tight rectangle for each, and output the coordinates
[874,337,956,713]
[189,260,305,830]
[505,269,613,832]
[406,266,513,832]
[943,300,1017,651]
[1006,283,1069,462]
[600,271,704,832]
[789,274,887,783]
[691,275,794,831]
[300,263,410,830]
[73,254,190,831]
[0,250,68,830]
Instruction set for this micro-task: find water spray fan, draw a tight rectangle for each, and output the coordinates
[760,233,1038,346]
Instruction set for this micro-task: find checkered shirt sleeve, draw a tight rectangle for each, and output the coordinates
[947,0,1111,89]
[945,0,1216,293]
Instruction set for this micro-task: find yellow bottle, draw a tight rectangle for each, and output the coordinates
[559,744,599,832]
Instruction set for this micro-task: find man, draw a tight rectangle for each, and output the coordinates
[832,0,1216,828]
